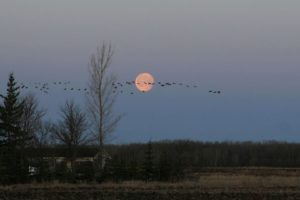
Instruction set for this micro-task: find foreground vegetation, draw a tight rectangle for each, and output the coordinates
[1,168,300,200]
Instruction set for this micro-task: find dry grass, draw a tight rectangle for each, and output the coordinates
[1,168,300,200]
[1,173,300,191]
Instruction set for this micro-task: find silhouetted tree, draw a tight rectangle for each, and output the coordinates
[34,121,52,148]
[0,73,26,183]
[51,100,90,180]
[34,121,52,182]
[142,141,154,182]
[86,43,122,179]
[158,150,171,181]
[19,93,45,181]
[20,93,45,147]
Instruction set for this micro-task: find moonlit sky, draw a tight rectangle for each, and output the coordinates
[1,1,300,143]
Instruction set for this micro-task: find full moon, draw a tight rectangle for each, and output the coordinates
[135,72,155,92]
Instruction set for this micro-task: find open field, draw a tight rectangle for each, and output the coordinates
[1,167,300,200]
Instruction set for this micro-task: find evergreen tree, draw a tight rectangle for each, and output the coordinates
[0,73,24,146]
[158,150,172,181]
[128,159,139,180]
[109,156,127,182]
[142,141,154,182]
[0,73,26,183]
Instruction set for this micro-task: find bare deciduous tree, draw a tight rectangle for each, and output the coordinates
[86,43,122,172]
[19,93,45,178]
[34,121,52,180]
[52,100,89,173]
[35,121,52,147]
[20,93,46,147]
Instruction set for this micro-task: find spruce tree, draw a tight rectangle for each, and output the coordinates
[142,141,154,182]
[0,73,25,183]
[158,150,172,181]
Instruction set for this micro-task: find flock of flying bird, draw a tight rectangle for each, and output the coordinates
[18,80,222,95]
[19,81,88,94]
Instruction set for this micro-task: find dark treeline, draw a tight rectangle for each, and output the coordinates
[106,140,300,168]
[103,140,300,181]
[19,140,300,183]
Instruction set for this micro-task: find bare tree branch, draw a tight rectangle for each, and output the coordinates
[86,43,122,172]
[51,100,90,173]
[20,93,46,147]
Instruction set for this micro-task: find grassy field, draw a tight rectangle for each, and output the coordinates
[1,167,300,200]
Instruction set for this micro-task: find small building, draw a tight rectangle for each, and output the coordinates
[26,146,111,176]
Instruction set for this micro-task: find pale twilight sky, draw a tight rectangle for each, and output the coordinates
[1,1,300,143]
